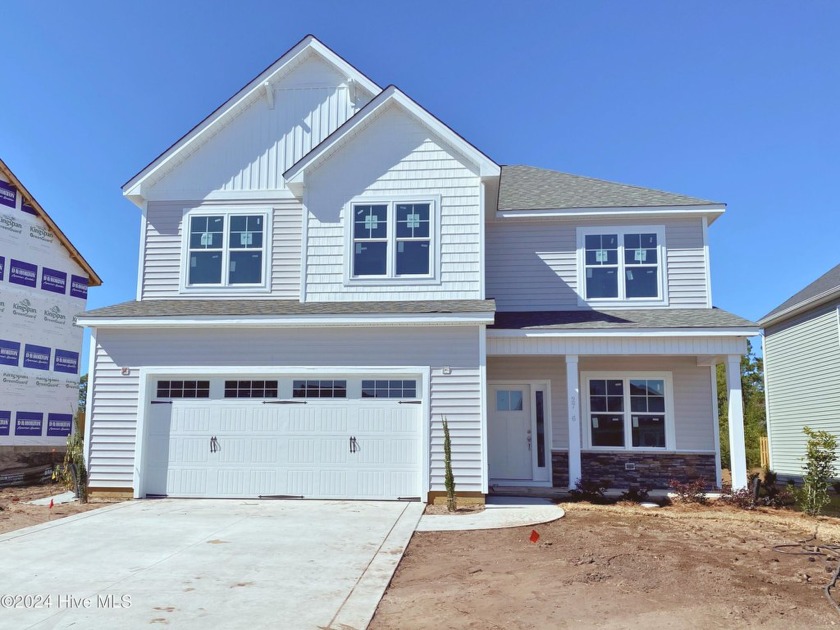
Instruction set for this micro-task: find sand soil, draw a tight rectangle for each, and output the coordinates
[0,483,103,535]
[371,502,840,629]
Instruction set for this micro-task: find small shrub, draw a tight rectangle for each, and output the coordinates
[798,427,838,516]
[763,468,778,488]
[568,478,611,504]
[719,474,796,510]
[668,478,708,505]
[52,414,87,502]
[442,416,456,512]
[618,486,650,503]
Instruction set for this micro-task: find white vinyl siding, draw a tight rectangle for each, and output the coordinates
[141,53,370,200]
[579,357,714,451]
[87,326,482,493]
[304,105,481,301]
[764,300,840,477]
[141,203,301,299]
[486,217,708,311]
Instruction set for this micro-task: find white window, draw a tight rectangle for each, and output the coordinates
[576,226,666,306]
[582,372,675,450]
[347,199,437,281]
[183,210,269,290]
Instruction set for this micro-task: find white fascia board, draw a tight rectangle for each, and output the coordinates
[758,286,840,328]
[75,312,495,329]
[488,327,761,338]
[122,35,381,202]
[495,204,725,220]
[284,86,500,195]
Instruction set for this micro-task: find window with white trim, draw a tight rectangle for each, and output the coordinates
[185,212,267,288]
[577,226,666,305]
[350,201,434,279]
[583,373,674,450]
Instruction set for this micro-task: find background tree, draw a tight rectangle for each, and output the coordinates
[717,340,766,470]
[78,374,88,413]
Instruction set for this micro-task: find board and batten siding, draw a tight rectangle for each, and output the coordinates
[304,104,482,301]
[486,217,708,310]
[764,300,840,477]
[142,53,371,200]
[141,202,301,299]
[88,326,483,493]
[579,356,715,451]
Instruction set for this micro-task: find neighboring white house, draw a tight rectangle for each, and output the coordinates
[759,263,840,480]
[77,35,758,502]
[0,158,101,470]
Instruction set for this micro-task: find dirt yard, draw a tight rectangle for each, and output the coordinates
[0,483,103,535]
[371,503,840,629]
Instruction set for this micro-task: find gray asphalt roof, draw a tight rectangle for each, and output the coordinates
[80,299,496,318]
[498,165,721,211]
[760,262,840,324]
[491,308,757,330]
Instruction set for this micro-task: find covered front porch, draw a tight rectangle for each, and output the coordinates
[486,315,758,491]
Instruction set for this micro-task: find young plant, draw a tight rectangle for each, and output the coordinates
[52,413,88,502]
[568,479,611,504]
[798,426,838,516]
[442,416,456,512]
[668,478,708,505]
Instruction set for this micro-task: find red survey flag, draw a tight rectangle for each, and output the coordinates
[529,529,540,543]
[49,499,54,509]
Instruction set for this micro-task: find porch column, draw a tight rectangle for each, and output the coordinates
[566,355,582,489]
[726,354,748,489]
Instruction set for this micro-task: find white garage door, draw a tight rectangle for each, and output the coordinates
[144,399,422,500]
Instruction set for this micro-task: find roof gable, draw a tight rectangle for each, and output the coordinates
[283,85,499,195]
[0,158,101,286]
[498,165,723,212]
[760,262,840,325]
[123,35,381,204]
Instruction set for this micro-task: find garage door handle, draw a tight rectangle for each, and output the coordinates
[398,400,421,404]
[210,436,219,453]
[262,400,307,405]
[350,436,359,453]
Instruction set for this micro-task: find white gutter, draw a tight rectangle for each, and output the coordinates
[495,205,725,220]
[488,327,760,338]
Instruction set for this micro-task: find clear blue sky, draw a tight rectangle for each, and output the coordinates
[3,2,838,364]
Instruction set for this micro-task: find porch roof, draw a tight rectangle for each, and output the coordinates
[490,308,757,332]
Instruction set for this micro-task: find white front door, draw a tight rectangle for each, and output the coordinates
[489,384,533,480]
[488,383,551,484]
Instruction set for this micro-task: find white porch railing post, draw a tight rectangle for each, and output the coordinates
[726,354,748,489]
[566,355,582,489]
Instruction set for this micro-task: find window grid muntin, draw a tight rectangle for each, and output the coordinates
[223,380,279,399]
[350,200,434,279]
[156,380,210,399]
[580,227,664,302]
[361,379,418,399]
[186,212,267,288]
[586,376,669,450]
[292,380,347,399]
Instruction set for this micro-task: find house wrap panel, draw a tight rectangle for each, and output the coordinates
[486,216,708,311]
[764,300,840,476]
[88,326,482,491]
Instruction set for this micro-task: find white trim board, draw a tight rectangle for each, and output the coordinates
[488,328,760,338]
[495,205,725,221]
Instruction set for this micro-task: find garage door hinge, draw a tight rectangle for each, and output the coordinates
[150,400,173,405]
[262,400,307,405]
[398,400,422,404]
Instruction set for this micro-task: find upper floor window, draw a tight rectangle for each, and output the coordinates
[577,226,666,306]
[185,211,268,289]
[349,200,436,281]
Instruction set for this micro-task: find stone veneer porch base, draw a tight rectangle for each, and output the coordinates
[552,451,716,489]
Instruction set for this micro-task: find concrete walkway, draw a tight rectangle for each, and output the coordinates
[0,498,423,630]
[416,496,564,532]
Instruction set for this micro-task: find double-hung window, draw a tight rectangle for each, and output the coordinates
[350,200,434,280]
[577,226,666,305]
[185,211,268,289]
[583,372,674,450]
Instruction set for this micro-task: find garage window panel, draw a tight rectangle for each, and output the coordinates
[361,379,417,399]
[292,380,347,398]
[224,380,279,398]
[156,380,210,399]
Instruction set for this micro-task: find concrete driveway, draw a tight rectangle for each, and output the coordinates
[0,498,424,630]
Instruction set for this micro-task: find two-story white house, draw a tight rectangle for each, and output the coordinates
[78,36,758,503]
